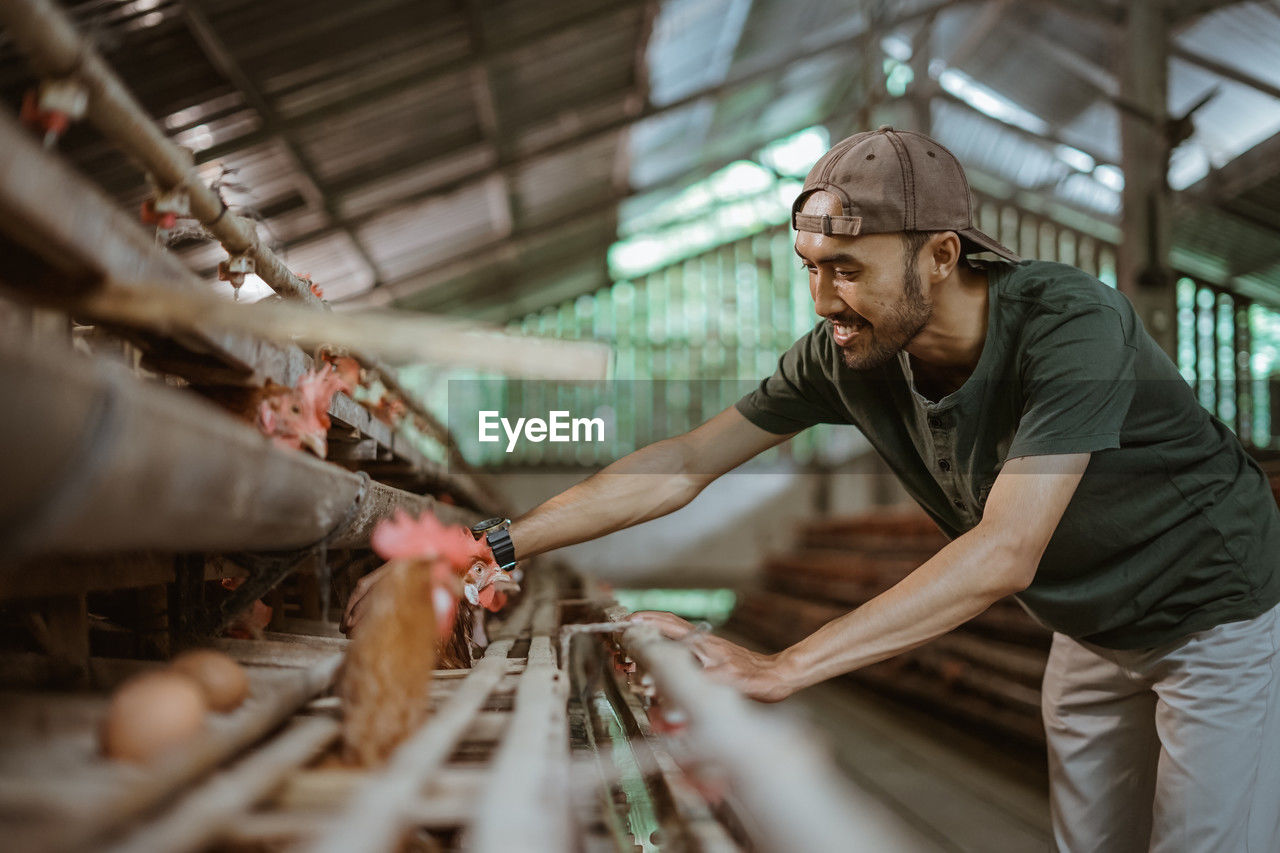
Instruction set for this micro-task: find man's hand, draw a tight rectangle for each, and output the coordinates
[629,611,795,703]
[341,561,394,635]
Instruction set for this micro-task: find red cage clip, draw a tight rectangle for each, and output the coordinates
[140,183,191,236]
[20,78,88,148]
[218,251,256,290]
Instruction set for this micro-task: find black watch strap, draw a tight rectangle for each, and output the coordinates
[485,528,517,569]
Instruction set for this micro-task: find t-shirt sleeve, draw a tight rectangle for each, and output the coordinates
[1006,305,1137,459]
[735,324,847,434]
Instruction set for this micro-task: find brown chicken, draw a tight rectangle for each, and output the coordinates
[219,577,273,640]
[200,366,344,458]
[338,510,511,764]
[338,559,442,766]
[316,346,362,395]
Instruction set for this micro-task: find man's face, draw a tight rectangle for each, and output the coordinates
[794,192,933,370]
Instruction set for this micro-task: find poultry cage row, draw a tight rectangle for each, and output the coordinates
[0,0,920,850]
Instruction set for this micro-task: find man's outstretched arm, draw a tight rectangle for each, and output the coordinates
[635,452,1091,701]
[507,406,794,560]
[343,406,793,632]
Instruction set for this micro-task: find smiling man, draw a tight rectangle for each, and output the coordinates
[346,127,1280,852]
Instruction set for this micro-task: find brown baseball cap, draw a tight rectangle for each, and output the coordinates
[793,126,1020,262]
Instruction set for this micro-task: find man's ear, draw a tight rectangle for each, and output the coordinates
[930,232,963,282]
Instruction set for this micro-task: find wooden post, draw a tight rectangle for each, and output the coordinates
[905,8,936,134]
[40,594,89,684]
[1118,0,1177,357]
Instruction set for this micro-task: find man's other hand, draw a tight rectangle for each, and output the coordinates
[341,561,394,635]
[628,610,796,703]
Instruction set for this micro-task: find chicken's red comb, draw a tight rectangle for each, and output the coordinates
[371,510,495,573]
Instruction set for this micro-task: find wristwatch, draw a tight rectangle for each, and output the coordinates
[470,517,517,569]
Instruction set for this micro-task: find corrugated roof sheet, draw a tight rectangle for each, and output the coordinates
[0,0,1278,314]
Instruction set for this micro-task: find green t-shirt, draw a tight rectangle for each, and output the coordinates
[736,259,1280,648]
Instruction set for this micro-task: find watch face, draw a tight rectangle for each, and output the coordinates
[470,517,506,534]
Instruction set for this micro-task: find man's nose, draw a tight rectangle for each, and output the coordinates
[811,271,845,317]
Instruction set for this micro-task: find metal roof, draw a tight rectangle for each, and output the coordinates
[1,0,1278,319]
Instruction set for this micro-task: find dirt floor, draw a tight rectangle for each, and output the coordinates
[790,679,1052,852]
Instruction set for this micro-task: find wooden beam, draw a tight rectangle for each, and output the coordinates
[343,70,1124,315]
[0,0,487,491]
[1170,43,1280,105]
[619,619,925,851]
[1026,0,1124,26]
[0,338,471,561]
[461,0,516,239]
[1166,0,1245,23]
[0,109,494,505]
[39,594,89,684]
[75,279,613,379]
[0,553,174,601]
[104,716,341,853]
[1118,0,1177,356]
[344,202,620,309]
[1179,129,1280,278]
[469,594,571,852]
[342,54,945,312]
[1002,16,1119,99]
[904,8,939,133]
[941,0,1015,70]
[933,86,1119,170]
[0,655,342,851]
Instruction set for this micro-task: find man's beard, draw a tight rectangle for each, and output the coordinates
[835,259,933,370]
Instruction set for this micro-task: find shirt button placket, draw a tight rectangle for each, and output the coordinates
[929,410,964,518]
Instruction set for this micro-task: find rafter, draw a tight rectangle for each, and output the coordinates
[1025,0,1124,26]
[931,87,1119,169]
[1166,0,1246,24]
[1180,129,1280,277]
[940,0,1014,69]
[340,57,943,311]
[194,0,655,165]
[178,0,383,285]
[1000,17,1118,98]
[460,0,515,238]
[250,0,966,263]
[1170,43,1280,102]
[1192,128,1280,203]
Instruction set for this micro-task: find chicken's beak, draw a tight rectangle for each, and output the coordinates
[299,432,327,458]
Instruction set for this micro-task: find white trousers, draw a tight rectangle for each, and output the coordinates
[1041,602,1280,852]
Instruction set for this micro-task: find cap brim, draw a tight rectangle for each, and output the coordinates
[957,227,1020,262]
